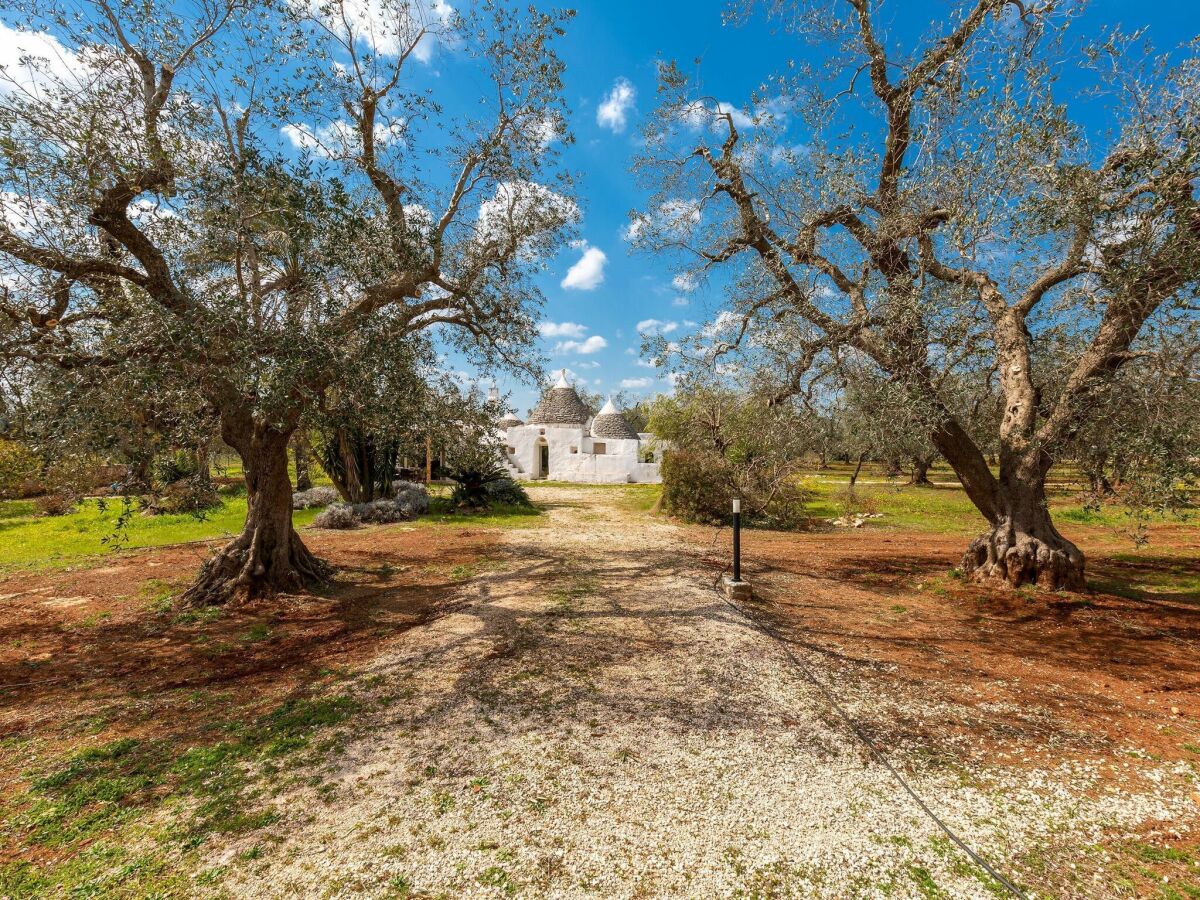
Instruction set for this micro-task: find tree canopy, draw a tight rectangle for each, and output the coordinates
[0,0,577,604]
[633,0,1200,589]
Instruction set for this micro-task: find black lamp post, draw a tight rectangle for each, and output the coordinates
[732,497,742,583]
[722,497,752,600]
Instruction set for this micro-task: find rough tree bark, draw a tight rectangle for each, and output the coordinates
[293,434,312,492]
[932,419,1085,590]
[961,456,1085,591]
[909,455,933,485]
[180,421,328,608]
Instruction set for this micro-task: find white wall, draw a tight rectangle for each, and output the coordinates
[499,424,661,483]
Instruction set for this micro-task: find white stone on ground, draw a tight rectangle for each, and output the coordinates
[210,486,1193,898]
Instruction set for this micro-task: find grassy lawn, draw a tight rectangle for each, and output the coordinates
[0,492,321,573]
[0,686,368,898]
[212,454,334,488]
[801,473,1196,536]
[418,498,543,529]
[0,487,542,572]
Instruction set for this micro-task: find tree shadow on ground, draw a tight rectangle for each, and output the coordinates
[0,528,498,741]
[698,526,1200,765]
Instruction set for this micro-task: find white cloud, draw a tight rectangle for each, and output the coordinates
[538,321,587,339]
[597,77,636,132]
[672,296,690,307]
[282,118,405,158]
[292,0,454,63]
[636,318,678,335]
[620,377,652,389]
[635,358,656,368]
[624,199,701,245]
[0,23,80,96]
[561,243,607,290]
[660,199,701,231]
[1,190,53,236]
[477,181,579,249]
[127,197,180,228]
[528,115,559,150]
[578,360,600,369]
[677,96,792,132]
[555,335,607,355]
[672,272,697,293]
[702,310,743,338]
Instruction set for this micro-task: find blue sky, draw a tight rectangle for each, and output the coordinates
[466,0,1200,415]
[2,1,1198,416]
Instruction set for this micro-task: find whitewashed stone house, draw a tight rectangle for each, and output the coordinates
[495,372,661,483]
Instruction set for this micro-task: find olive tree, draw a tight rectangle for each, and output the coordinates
[0,0,576,605]
[633,0,1200,589]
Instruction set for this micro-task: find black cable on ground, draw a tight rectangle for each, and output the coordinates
[705,536,1027,899]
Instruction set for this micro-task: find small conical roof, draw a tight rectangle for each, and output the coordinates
[528,370,590,425]
[499,411,524,426]
[591,396,637,439]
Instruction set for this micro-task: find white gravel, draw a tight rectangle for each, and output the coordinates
[210,486,1196,899]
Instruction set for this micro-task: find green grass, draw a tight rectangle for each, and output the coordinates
[213,455,334,488]
[801,477,1198,537]
[0,693,360,898]
[521,481,662,513]
[0,492,320,572]
[0,478,544,572]
[416,499,543,529]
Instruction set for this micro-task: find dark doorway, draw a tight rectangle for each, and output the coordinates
[539,443,550,479]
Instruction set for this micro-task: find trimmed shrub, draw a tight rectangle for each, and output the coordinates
[356,499,410,525]
[392,481,430,516]
[312,485,428,529]
[660,448,810,530]
[292,486,339,509]
[313,503,358,529]
[34,492,75,517]
[484,478,531,507]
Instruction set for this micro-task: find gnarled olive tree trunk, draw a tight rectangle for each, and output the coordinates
[181,420,328,608]
[932,418,1085,591]
[909,454,933,485]
[961,461,1085,591]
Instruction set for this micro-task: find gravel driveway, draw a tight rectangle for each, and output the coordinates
[212,486,1191,898]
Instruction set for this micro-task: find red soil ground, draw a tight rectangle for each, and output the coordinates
[686,522,1200,893]
[0,526,496,752]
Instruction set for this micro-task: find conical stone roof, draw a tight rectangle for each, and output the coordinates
[591,397,638,439]
[528,371,590,425]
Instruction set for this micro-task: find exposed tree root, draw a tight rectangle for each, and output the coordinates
[962,524,1085,592]
[180,523,330,608]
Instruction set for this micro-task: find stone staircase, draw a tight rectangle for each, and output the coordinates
[500,449,525,481]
